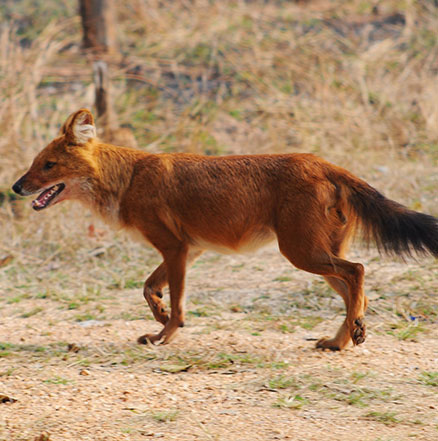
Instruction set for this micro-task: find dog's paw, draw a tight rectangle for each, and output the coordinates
[137,333,163,345]
[351,318,366,345]
[316,337,341,351]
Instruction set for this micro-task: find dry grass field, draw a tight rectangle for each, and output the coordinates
[1,1,438,440]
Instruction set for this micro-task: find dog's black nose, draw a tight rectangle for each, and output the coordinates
[12,180,23,195]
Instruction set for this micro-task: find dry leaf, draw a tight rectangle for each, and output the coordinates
[0,255,13,267]
[34,434,51,441]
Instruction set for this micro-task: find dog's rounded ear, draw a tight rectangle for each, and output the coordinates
[61,109,96,145]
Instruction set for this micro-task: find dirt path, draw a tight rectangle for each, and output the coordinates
[1,247,437,441]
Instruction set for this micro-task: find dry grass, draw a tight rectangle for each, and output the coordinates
[1,1,438,440]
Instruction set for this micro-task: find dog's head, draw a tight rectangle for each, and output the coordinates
[12,109,98,210]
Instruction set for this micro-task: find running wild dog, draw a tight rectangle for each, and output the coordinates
[12,109,438,350]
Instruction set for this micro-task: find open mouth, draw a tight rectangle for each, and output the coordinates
[32,183,65,211]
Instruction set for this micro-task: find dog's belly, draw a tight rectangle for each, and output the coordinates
[192,228,276,254]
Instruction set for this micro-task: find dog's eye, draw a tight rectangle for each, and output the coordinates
[44,161,56,170]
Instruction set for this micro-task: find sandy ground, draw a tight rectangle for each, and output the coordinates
[1,246,437,441]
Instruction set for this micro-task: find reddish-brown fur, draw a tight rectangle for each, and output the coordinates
[12,109,438,350]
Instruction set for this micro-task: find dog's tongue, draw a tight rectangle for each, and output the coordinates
[32,185,61,210]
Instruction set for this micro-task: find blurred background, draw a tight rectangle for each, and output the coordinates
[1,1,438,182]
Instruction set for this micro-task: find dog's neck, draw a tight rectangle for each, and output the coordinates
[83,141,145,226]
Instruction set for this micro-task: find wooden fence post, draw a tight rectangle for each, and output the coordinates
[79,0,117,54]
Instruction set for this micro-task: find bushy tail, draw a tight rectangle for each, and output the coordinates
[332,169,438,258]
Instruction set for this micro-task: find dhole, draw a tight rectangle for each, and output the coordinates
[12,109,438,350]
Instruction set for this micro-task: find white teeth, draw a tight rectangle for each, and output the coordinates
[32,184,61,209]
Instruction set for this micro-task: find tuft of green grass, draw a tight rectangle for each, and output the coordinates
[0,342,52,355]
[419,371,438,387]
[151,410,179,423]
[274,394,308,409]
[21,307,44,318]
[0,342,13,358]
[117,347,158,366]
[325,387,392,408]
[7,294,28,304]
[124,279,144,289]
[187,307,211,317]
[365,411,400,426]
[0,368,15,376]
[297,316,323,330]
[278,323,295,334]
[387,321,427,341]
[43,376,71,385]
[205,351,264,370]
[267,361,290,370]
[67,302,80,310]
[396,324,426,341]
[345,388,392,408]
[75,313,97,322]
[273,275,292,282]
[267,375,299,390]
[350,371,371,384]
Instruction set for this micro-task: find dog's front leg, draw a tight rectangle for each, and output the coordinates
[138,244,188,345]
[139,248,204,334]
[142,262,170,326]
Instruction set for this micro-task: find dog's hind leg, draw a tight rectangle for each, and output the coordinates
[276,212,367,350]
[281,249,366,350]
[318,277,352,350]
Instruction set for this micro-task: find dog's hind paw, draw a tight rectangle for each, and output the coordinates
[352,318,366,345]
